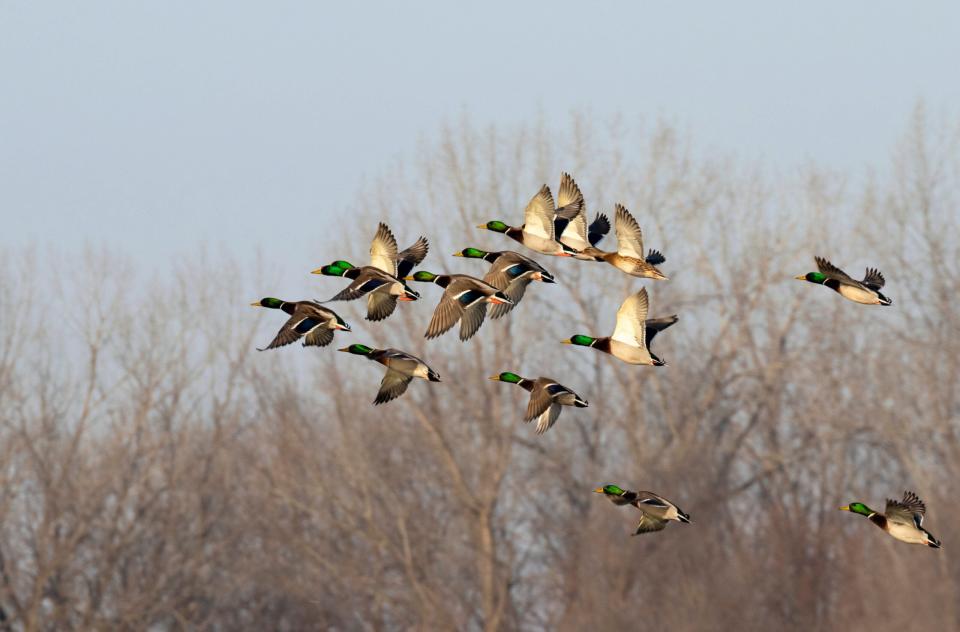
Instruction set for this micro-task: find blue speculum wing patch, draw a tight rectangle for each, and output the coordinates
[358,278,388,293]
[505,264,526,278]
[545,383,568,395]
[295,318,321,334]
[457,290,484,306]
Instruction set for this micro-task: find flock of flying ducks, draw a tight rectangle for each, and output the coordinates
[249,173,937,545]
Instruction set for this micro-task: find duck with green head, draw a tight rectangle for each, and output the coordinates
[311,222,427,321]
[563,287,676,366]
[338,343,441,405]
[454,247,554,318]
[594,484,691,536]
[795,256,892,305]
[840,491,940,548]
[405,270,514,341]
[489,372,587,434]
[478,181,579,256]
[250,298,350,351]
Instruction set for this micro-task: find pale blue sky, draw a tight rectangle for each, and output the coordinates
[3,1,959,269]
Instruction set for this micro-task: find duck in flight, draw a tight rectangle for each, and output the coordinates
[405,271,514,341]
[795,256,891,305]
[250,298,351,351]
[489,372,588,434]
[840,491,940,548]
[594,485,691,536]
[563,288,676,365]
[312,223,427,320]
[453,247,555,318]
[477,180,581,257]
[338,344,441,405]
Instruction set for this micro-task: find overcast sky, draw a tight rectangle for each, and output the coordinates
[3,1,959,270]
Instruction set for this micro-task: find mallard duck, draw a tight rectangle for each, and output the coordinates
[338,344,441,405]
[593,484,691,535]
[405,271,514,340]
[591,204,667,278]
[311,223,427,320]
[840,491,940,548]
[551,172,611,260]
[250,298,351,351]
[795,256,892,305]
[453,247,555,318]
[562,288,676,365]
[489,372,588,434]
[477,182,580,256]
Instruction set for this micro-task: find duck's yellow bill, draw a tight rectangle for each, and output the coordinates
[476,224,487,229]
[452,252,463,256]
[794,274,807,280]
[592,487,604,493]
[838,505,850,511]
[488,375,501,381]
[560,339,573,344]
[337,347,351,352]
[250,301,261,306]
[310,268,324,274]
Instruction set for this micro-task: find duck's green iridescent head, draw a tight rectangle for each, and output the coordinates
[312,260,356,276]
[562,335,596,347]
[839,502,873,517]
[477,220,509,233]
[454,247,489,259]
[251,297,285,309]
[489,371,523,383]
[594,484,625,495]
[406,270,438,282]
[795,271,827,284]
[338,343,373,355]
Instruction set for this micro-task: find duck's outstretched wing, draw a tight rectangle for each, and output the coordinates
[815,256,859,286]
[886,491,926,528]
[613,204,646,260]
[374,369,413,405]
[645,315,678,348]
[396,236,430,279]
[861,267,886,290]
[587,213,611,246]
[611,288,650,348]
[370,223,400,274]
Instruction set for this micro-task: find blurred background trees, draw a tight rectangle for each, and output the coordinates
[1,108,958,630]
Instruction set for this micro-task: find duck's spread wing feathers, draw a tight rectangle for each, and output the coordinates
[554,172,585,236]
[459,302,489,341]
[886,491,926,528]
[524,382,555,422]
[523,185,558,240]
[862,267,886,290]
[366,293,398,321]
[425,292,464,339]
[259,314,314,351]
[815,256,859,286]
[396,236,430,279]
[614,204,646,260]
[587,213,611,246]
[494,278,531,319]
[370,223,400,274]
[632,513,668,535]
[645,315,678,347]
[611,288,650,348]
[374,369,413,405]
[303,326,334,347]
